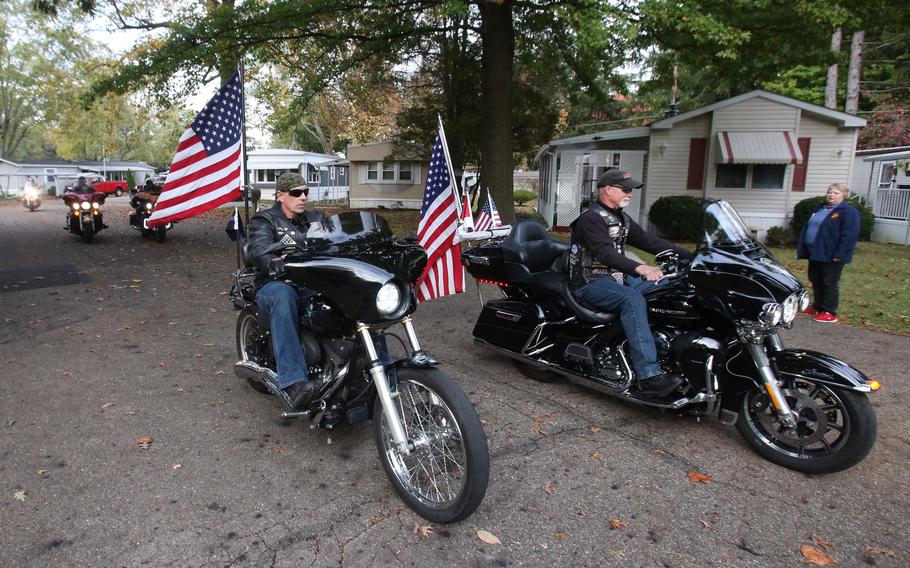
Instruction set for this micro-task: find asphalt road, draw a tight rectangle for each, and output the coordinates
[1,198,908,568]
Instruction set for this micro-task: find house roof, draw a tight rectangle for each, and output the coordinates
[77,160,155,170]
[649,90,866,129]
[248,148,339,159]
[862,149,910,162]
[547,127,650,147]
[856,145,910,157]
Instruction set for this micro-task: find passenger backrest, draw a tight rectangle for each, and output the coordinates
[502,220,567,273]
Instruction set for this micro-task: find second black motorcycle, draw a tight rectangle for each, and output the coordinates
[230,211,489,522]
[129,192,172,242]
[462,200,878,474]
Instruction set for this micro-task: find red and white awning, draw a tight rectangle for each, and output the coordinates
[717,131,802,165]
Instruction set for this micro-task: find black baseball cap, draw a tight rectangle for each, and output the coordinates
[597,169,642,191]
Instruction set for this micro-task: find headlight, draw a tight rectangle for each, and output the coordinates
[376,282,401,315]
[145,202,153,210]
[758,302,782,327]
[72,203,80,211]
[782,294,798,324]
[80,201,91,210]
[92,202,100,209]
[798,289,810,312]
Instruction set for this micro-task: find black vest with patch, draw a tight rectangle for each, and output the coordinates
[568,201,631,288]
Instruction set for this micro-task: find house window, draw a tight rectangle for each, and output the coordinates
[879,161,896,188]
[307,164,320,184]
[367,162,379,180]
[364,161,416,183]
[716,164,786,190]
[44,168,57,185]
[382,163,395,180]
[399,163,412,181]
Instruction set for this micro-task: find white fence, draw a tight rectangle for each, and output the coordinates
[873,187,910,220]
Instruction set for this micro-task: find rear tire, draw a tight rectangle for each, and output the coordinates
[514,360,561,382]
[235,309,270,394]
[374,368,489,523]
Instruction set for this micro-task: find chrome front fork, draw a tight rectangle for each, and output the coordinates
[744,340,798,429]
[357,324,411,454]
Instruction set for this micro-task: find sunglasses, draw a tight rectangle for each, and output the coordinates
[611,185,634,194]
[284,188,309,198]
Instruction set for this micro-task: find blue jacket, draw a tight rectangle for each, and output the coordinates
[796,202,860,263]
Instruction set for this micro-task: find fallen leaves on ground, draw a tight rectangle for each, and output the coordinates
[126,411,136,416]
[529,425,548,436]
[609,519,627,530]
[542,482,556,495]
[172,464,182,470]
[590,426,601,433]
[136,436,154,449]
[554,531,567,541]
[687,472,712,484]
[700,520,713,529]
[591,451,604,461]
[159,362,166,368]
[370,515,384,526]
[274,447,286,455]
[101,402,115,409]
[532,417,546,423]
[14,490,26,501]
[414,523,434,537]
[477,529,500,544]
[811,534,835,553]
[800,545,837,565]
[864,545,897,558]
[37,470,48,476]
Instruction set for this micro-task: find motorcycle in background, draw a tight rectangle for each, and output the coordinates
[129,191,171,242]
[461,200,878,474]
[231,211,490,522]
[62,188,107,243]
[21,183,41,211]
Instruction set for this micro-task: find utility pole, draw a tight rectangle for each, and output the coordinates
[845,30,865,115]
[825,29,841,109]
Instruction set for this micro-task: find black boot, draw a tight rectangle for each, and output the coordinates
[282,381,319,409]
[637,372,684,397]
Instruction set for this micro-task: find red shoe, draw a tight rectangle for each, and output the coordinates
[813,312,838,323]
[802,307,818,316]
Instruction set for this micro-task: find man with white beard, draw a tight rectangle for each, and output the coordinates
[567,169,692,397]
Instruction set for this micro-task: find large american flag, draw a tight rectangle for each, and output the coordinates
[474,191,502,231]
[148,71,243,228]
[415,134,463,302]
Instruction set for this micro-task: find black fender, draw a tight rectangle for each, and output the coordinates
[772,349,874,393]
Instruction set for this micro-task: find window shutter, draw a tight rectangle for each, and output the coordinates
[686,138,707,190]
[791,138,811,192]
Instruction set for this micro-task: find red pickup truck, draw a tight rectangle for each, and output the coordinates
[62,174,129,197]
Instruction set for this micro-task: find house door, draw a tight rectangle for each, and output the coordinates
[553,150,646,229]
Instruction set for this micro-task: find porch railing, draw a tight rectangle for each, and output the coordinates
[874,187,910,220]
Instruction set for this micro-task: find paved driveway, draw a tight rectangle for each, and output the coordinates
[1,200,907,567]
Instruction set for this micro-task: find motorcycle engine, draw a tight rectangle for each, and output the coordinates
[592,345,626,383]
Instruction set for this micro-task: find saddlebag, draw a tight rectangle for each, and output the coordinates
[473,299,543,353]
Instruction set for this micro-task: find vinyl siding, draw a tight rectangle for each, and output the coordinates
[712,98,799,131]
[641,115,710,225]
[797,114,856,198]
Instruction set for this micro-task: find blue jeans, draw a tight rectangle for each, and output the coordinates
[256,281,317,388]
[574,276,662,379]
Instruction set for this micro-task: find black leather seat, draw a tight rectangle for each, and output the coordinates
[502,221,617,325]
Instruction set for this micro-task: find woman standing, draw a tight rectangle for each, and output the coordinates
[796,183,861,323]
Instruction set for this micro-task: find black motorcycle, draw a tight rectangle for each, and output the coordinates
[62,189,107,243]
[129,192,171,242]
[462,200,877,474]
[230,211,489,522]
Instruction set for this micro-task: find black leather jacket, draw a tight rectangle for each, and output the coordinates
[248,203,328,288]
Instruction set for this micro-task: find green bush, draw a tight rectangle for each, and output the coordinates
[647,195,704,241]
[126,170,135,192]
[513,189,537,206]
[791,195,874,241]
[764,225,795,247]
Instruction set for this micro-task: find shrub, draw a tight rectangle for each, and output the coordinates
[764,225,795,247]
[513,189,537,206]
[791,195,874,241]
[647,195,704,241]
[126,170,135,192]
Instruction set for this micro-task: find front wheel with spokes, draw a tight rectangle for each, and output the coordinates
[374,368,489,523]
[735,377,877,473]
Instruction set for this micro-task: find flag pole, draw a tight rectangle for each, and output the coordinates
[437,114,462,220]
[238,61,250,270]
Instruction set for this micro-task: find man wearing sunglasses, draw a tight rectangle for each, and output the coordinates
[248,172,328,409]
[568,169,692,398]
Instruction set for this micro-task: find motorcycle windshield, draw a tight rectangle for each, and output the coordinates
[701,200,755,248]
[304,211,393,244]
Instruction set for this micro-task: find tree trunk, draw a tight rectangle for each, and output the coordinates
[845,30,864,115]
[825,28,841,109]
[479,0,514,223]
